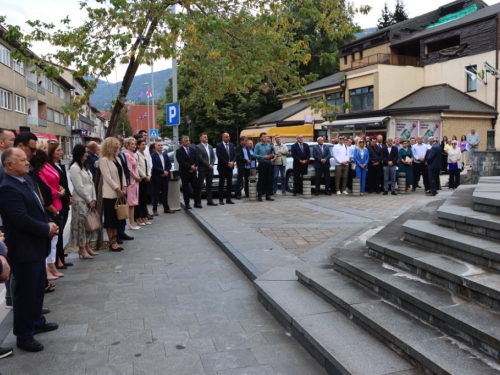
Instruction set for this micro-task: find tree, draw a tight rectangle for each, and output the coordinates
[377,2,395,30]
[116,110,133,137]
[393,0,409,23]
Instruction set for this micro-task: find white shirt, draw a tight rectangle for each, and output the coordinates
[412,143,430,163]
[202,142,211,164]
[333,143,350,166]
[157,151,164,170]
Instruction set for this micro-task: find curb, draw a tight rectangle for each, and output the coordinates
[181,203,263,281]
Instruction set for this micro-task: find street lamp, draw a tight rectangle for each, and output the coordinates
[144,82,150,141]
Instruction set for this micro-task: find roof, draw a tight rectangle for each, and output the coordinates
[385,84,497,115]
[252,100,310,126]
[302,72,344,92]
[79,114,95,126]
[98,111,112,121]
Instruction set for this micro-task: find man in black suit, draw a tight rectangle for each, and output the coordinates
[176,136,202,209]
[291,134,310,196]
[312,137,331,195]
[367,138,382,194]
[215,132,236,205]
[425,136,442,196]
[151,140,175,214]
[235,136,250,199]
[0,148,59,352]
[381,138,398,195]
[196,133,218,206]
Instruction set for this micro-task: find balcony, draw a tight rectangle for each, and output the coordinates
[37,85,46,95]
[27,79,37,91]
[28,116,38,125]
[351,53,420,70]
[38,118,47,127]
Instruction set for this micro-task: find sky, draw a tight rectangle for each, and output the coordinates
[2,0,498,82]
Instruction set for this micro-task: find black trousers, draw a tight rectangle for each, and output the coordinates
[315,166,330,194]
[258,162,272,197]
[413,163,429,190]
[152,177,170,211]
[367,164,382,193]
[198,168,214,202]
[293,165,307,194]
[135,180,150,219]
[56,209,67,265]
[218,168,234,201]
[236,168,250,197]
[449,169,460,189]
[11,259,47,340]
[181,172,200,206]
[428,168,440,194]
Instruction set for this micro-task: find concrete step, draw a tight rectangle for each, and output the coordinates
[402,219,500,271]
[331,248,500,367]
[254,273,420,375]
[472,177,500,215]
[437,186,500,241]
[296,267,500,375]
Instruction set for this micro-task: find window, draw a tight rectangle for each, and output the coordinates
[0,88,12,110]
[60,113,66,125]
[53,84,60,97]
[60,89,66,100]
[425,36,460,54]
[54,111,60,124]
[360,50,363,59]
[13,60,24,75]
[327,92,344,114]
[466,65,477,92]
[0,45,10,67]
[344,56,347,65]
[47,108,54,122]
[15,95,26,113]
[46,80,53,92]
[349,86,374,112]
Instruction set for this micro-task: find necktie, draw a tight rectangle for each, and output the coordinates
[186,147,190,157]
[320,146,323,154]
[225,143,229,155]
[300,143,303,152]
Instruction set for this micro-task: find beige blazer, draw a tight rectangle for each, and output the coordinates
[100,156,127,199]
[69,163,96,204]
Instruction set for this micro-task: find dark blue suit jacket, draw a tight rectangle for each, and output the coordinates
[0,174,51,264]
[312,144,331,169]
[0,242,6,274]
[87,151,99,181]
[176,146,199,177]
[216,142,236,172]
[151,152,172,182]
[426,143,442,170]
[381,145,399,166]
[291,142,311,171]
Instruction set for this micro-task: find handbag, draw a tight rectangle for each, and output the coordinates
[448,162,458,171]
[351,162,356,171]
[85,207,101,232]
[114,196,129,220]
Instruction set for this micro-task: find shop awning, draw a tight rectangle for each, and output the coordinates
[33,133,58,142]
[240,127,273,138]
[267,124,314,137]
[321,116,390,128]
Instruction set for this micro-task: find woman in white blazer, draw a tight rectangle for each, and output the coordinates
[100,137,127,251]
[68,144,98,259]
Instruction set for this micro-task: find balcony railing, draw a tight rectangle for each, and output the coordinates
[28,116,38,125]
[37,85,46,95]
[351,53,420,70]
[27,79,37,91]
[38,118,47,127]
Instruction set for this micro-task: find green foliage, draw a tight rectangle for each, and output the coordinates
[393,0,409,23]
[377,2,395,30]
[116,110,133,137]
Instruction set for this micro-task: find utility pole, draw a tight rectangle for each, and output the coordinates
[144,82,150,141]
[151,62,155,138]
[172,6,179,170]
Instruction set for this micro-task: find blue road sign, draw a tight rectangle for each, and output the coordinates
[166,103,180,126]
[149,129,158,138]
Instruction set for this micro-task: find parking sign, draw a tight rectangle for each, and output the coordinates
[166,103,180,126]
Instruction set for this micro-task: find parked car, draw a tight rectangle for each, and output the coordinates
[283,142,336,192]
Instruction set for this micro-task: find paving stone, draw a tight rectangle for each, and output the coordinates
[212,332,269,352]
[188,322,246,339]
[216,364,277,375]
[132,355,205,375]
[164,337,217,358]
[200,348,259,372]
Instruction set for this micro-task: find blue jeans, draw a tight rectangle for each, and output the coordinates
[273,165,286,193]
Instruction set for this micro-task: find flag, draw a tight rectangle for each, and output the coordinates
[146,88,152,98]
[138,90,145,101]
[465,68,476,81]
[87,101,92,107]
[485,61,500,79]
[468,65,486,84]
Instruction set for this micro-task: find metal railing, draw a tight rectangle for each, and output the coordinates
[38,118,47,127]
[351,53,420,70]
[27,79,37,91]
[37,85,46,95]
[28,116,38,125]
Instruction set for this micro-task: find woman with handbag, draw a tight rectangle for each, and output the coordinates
[68,144,98,259]
[448,140,462,190]
[100,137,127,252]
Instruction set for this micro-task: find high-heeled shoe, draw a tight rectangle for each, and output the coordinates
[86,248,99,256]
[78,253,93,259]
[108,237,123,252]
[128,225,141,230]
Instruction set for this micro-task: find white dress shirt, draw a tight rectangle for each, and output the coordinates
[333,143,350,166]
[202,143,211,164]
[412,143,430,163]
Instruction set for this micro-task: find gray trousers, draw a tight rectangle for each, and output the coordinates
[198,168,214,202]
[383,166,397,192]
[335,164,349,192]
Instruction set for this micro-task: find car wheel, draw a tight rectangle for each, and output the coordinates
[286,172,294,192]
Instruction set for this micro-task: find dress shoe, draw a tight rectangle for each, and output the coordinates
[282,191,286,195]
[391,191,398,195]
[425,193,436,196]
[120,234,134,241]
[226,200,235,204]
[116,238,124,244]
[17,339,44,352]
[411,188,416,192]
[219,201,225,205]
[293,193,297,196]
[235,196,241,200]
[265,196,274,201]
[34,322,59,335]
[314,192,319,196]
[194,203,203,208]
[164,209,175,214]
[64,262,74,267]
[0,346,13,358]
[153,211,159,216]
[147,214,154,220]
[325,192,331,195]
[383,191,388,195]
[258,197,263,202]
[185,204,193,209]
[55,265,67,270]
[207,201,218,206]
[41,307,51,314]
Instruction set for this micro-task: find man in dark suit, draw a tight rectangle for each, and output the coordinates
[86,141,99,181]
[0,237,13,358]
[291,134,310,196]
[0,148,59,352]
[312,137,331,196]
[367,138,382,194]
[176,136,202,209]
[425,136,441,196]
[196,133,218,206]
[381,138,399,195]
[235,136,250,199]
[215,132,236,205]
[151,140,175,214]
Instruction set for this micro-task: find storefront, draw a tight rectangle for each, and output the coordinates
[321,116,389,140]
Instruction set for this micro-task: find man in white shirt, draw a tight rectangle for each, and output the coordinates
[333,136,350,195]
[411,136,430,192]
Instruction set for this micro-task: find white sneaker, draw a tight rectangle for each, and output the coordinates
[337,191,341,195]
[342,191,349,195]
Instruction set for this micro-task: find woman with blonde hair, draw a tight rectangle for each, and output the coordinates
[37,139,48,152]
[448,140,462,190]
[353,139,369,195]
[100,137,127,251]
[123,137,141,229]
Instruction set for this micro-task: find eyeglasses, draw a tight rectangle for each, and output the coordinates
[29,146,37,153]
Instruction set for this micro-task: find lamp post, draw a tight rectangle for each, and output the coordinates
[144,82,150,141]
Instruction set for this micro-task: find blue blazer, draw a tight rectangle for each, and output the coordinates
[176,146,199,177]
[426,143,442,170]
[353,147,370,167]
[291,142,311,171]
[0,174,51,264]
[151,151,172,182]
[312,144,331,169]
[216,142,236,172]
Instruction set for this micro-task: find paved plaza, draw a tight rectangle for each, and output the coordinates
[0,185,438,375]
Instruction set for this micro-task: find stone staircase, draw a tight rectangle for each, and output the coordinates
[255,177,500,375]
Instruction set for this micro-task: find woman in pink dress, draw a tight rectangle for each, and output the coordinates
[124,137,141,230]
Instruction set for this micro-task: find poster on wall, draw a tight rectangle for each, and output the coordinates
[395,121,418,140]
[419,121,442,144]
